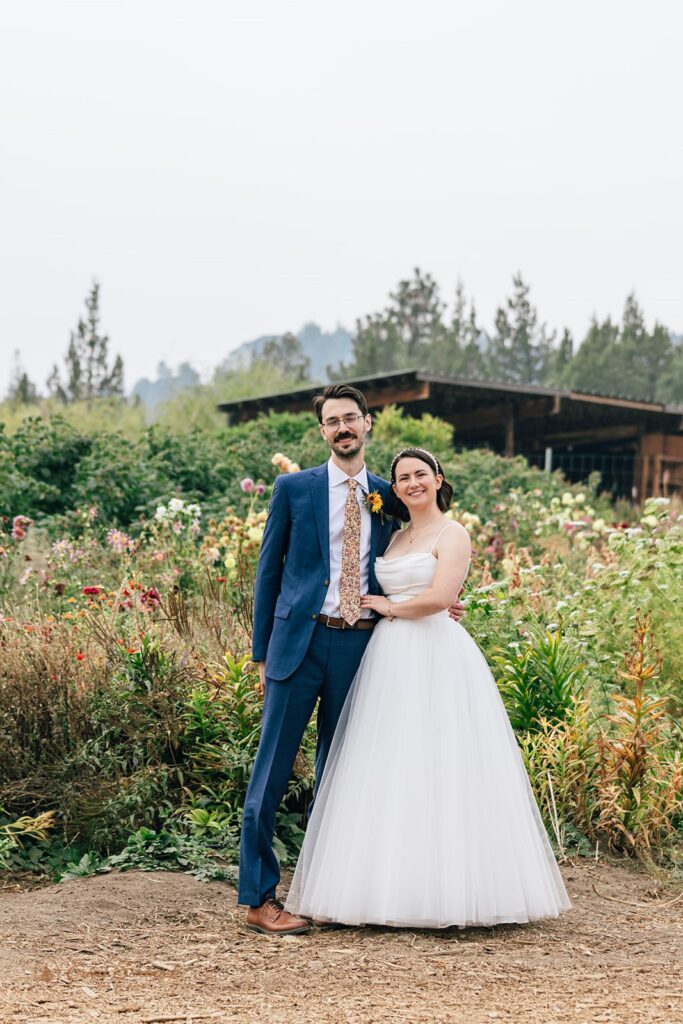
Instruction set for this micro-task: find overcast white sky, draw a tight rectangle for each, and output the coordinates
[1,0,682,395]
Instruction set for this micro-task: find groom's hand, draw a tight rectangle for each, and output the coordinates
[448,586,466,623]
[255,661,266,699]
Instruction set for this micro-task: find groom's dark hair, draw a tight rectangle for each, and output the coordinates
[313,383,369,422]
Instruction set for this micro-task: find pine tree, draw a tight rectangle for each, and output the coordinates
[337,268,445,377]
[551,328,574,385]
[489,274,555,384]
[428,281,487,379]
[457,305,488,379]
[429,280,466,376]
[655,343,683,403]
[7,350,39,404]
[566,296,675,401]
[616,294,672,401]
[47,282,124,402]
[390,268,444,367]
[564,317,620,394]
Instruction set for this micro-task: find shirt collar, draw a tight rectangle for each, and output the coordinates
[327,457,369,491]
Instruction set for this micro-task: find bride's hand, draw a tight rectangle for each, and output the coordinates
[448,585,466,623]
[360,593,393,617]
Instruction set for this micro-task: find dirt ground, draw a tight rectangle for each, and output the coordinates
[0,858,681,1024]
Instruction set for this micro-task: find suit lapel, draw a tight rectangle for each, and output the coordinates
[366,470,385,592]
[309,465,330,573]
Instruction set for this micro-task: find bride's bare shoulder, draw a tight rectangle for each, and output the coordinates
[435,519,471,556]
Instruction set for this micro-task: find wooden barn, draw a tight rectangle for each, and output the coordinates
[218,370,683,499]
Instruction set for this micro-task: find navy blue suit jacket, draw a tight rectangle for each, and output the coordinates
[252,464,396,681]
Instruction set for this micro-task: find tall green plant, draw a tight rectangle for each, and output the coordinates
[493,629,587,732]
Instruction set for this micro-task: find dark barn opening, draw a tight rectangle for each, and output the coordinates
[218,370,683,501]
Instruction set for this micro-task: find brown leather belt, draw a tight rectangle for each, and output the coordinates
[317,614,376,630]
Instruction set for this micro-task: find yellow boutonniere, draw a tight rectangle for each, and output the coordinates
[365,491,384,515]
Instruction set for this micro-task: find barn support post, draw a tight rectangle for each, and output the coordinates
[504,407,515,457]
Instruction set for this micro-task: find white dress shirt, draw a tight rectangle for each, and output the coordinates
[320,457,373,618]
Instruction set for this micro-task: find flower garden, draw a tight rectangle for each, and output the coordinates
[1,407,681,883]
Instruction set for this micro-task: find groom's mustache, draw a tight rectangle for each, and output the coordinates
[334,433,356,442]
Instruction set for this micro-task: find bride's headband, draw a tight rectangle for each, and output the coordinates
[390,447,442,479]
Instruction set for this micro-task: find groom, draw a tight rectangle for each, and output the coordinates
[238,383,464,934]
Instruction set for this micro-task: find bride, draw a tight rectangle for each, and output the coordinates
[286,447,571,928]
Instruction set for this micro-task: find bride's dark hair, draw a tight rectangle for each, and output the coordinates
[388,448,454,523]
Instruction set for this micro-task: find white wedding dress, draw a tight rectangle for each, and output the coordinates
[285,531,571,928]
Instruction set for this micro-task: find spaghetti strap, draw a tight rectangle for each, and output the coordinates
[383,529,404,556]
[429,522,455,554]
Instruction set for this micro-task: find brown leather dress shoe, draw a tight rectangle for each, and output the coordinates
[246,897,311,936]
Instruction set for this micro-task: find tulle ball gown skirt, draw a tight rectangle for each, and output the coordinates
[286,613,571,928]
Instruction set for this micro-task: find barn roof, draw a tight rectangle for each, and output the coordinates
[217,369,683,449]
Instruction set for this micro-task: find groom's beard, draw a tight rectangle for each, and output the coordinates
[330,432,364,460]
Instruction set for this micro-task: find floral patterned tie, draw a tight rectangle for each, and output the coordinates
[339,478,362,625]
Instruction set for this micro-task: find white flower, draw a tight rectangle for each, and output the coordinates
[575,492,586,504]
[168,497,184,513]
[561,492,574,506]
[461,512,481,529]
[154,505,167,521]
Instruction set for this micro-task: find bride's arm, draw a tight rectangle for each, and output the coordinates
[361,523,471,620]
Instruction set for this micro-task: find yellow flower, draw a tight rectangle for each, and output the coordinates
[365,491,383,514]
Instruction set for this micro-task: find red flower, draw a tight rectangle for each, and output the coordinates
[126,648,138,655]
[82,585,103,595]
[75,652,85,661]
[140,587,161,608]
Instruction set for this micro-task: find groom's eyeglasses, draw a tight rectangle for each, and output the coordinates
[322,414,364,431]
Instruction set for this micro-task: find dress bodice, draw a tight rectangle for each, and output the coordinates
[374,552,438,602]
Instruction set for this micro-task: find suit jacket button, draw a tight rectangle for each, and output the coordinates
[323,579,329,586]
[311,614,317,620]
